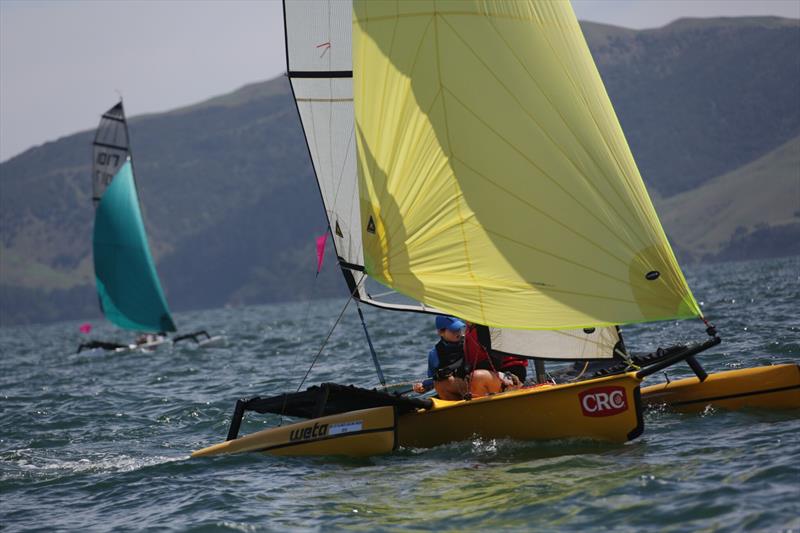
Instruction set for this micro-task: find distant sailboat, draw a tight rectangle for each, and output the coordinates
[77,102,222,354]
[194,0,797,457]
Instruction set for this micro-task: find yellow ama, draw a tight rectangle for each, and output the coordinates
[354,0,701,329]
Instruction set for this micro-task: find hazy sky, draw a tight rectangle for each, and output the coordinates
[1,0,798,163]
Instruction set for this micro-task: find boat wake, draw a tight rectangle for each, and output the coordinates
[1,449,184,480]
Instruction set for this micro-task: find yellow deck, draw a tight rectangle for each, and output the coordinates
[641,363,800,412]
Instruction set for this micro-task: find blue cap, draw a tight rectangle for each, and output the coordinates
[435,316,466,331]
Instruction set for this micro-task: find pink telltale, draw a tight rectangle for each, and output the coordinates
[315,233,328,275]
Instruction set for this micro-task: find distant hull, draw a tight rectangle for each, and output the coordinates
[641,363,800,412]
[195,335,226,348]
[76,336,171,356]
[78,334,226,355]
[192,372,643,458]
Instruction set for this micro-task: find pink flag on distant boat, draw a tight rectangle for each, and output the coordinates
[79,323,92,334]
[315,233,328,275]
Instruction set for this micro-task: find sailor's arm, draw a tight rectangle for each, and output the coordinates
[413,348,439,393]
[413,378,434,393]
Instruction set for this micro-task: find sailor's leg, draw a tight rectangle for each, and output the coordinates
[469,370,521,397]
[469,370,503,397]
[434,376,469,400]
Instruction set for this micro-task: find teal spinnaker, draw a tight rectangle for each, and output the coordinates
[93,160,176,332]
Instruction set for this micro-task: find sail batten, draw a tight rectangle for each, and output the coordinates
[354,0,702,330]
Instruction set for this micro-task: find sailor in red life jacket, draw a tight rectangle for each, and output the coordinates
[412,316,520,400]
[464,322,529,383]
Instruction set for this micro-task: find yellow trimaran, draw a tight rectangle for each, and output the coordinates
[193,0,798,458]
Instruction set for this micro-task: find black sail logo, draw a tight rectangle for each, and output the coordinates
[366,216,376,234]
[335,221,344,238]
[289,422,328,442]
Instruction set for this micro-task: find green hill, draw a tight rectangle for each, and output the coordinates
[657,135,800,259]
[590,16,800,196]
[0,77,346,326]
[1,17,798,326]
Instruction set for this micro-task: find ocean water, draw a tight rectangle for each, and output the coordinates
[1,256,798,532]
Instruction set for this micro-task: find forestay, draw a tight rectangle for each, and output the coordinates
[354,0,703,330]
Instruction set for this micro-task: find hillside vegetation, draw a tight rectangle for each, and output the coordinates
[658,135,800,257]
[593,16,799,196]
[1,17,798,326]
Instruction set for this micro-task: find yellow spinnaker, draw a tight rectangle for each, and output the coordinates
[354,0,701,329]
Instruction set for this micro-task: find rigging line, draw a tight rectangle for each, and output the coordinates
[294,273,367,394]
[567,361,590,383]
[356,301,386,387]
[277,244,326,425]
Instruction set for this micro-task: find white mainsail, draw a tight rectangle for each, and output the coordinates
[284,0,439,313]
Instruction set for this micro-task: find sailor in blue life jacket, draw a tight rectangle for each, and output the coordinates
[413,316,519,400]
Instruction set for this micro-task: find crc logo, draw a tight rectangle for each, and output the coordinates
[579,386,628,417]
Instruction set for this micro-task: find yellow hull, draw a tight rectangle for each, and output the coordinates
[193,372,643,458]
[398,372,643,448]
[641,363,800,413]
[192,406,397,458]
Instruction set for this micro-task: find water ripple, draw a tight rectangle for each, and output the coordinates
[0,256,798,531]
